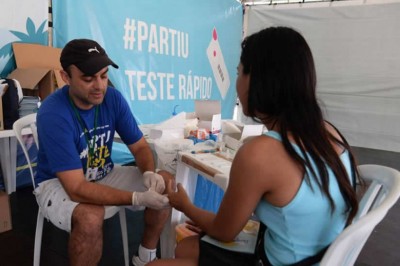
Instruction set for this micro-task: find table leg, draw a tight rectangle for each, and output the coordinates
[161,161,199,258]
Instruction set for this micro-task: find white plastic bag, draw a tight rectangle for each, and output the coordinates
[154,139,194,174]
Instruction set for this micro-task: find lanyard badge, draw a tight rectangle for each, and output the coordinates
[69,96,100,181]
[86,167,99,181]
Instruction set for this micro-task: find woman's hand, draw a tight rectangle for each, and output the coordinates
[166,180,192,212]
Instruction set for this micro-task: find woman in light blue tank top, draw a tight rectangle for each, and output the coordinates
[150,27,363,266]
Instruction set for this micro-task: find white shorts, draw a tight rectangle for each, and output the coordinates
[34,165,147,232]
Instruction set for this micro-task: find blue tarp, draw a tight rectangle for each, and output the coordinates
[193,175,224,213]
[0,135,36,190]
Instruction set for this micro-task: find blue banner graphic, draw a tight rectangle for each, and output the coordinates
[52,0,242,124]
[0,0,48,77]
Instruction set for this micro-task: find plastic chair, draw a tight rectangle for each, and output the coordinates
[320,164,400,266]
[13,113,129,266]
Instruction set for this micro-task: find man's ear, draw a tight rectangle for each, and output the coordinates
[60,69,71,85]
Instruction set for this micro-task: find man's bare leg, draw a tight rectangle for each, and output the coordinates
[69,204,105,266]
[141,170,175,249]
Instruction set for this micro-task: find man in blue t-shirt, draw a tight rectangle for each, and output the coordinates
[36,39,174,266]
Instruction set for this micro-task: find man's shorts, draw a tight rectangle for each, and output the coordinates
[34,165,147,232]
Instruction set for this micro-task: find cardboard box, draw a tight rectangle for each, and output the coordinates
[0,190,12,233]
[194,100,221,134]
[7,43,65,100]
[222,120,264,150]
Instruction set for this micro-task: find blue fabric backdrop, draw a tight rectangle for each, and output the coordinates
[52,0,243,125]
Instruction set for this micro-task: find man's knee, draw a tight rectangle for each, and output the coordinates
[72,204,105,234]
[157,170,175,192]
[157,170,174,181]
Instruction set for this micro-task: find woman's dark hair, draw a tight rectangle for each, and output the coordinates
[240,26,360,223]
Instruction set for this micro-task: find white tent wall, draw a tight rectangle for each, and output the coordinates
[243,0,400,152]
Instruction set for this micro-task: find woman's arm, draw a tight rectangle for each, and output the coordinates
[168,136,277,242]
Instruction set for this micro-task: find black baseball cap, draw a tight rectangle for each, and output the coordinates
[60,39,119,75]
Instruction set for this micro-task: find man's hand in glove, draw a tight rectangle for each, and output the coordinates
[132,189,169,210]
[143,171,165,193]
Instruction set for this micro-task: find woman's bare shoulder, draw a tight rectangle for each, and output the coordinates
[237,135,280,159]
[324,121,346,154]
[232,135,287,179]
[230,133,303,204]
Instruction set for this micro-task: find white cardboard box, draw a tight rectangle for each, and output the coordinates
[194,100,221,134]
[222,120,264,150]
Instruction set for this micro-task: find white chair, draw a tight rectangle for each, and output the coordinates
[320,164,400,266]
[13,113,129,266]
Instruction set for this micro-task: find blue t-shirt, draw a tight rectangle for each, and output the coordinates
[36,86,143,184]
[255,131,353,266]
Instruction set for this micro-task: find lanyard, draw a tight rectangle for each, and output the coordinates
[68,97,99,167]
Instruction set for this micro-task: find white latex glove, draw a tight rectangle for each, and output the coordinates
[143,171,165,193]
[132,190,170,210]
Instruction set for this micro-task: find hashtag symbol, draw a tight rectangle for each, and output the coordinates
[123,18,136,50]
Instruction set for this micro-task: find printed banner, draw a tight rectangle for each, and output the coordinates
[52,0,243,124]
[0,0,48,77]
